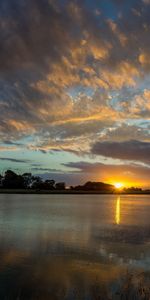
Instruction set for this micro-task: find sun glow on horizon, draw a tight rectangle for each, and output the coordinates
[114,182,124,189]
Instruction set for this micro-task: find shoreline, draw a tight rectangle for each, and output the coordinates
[0,189,150,195]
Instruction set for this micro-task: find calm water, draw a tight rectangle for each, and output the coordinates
[0,194,149,299]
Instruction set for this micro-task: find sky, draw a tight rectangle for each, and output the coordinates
[0,0,150,187]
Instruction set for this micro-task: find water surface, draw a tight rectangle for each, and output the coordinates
[0,194,149,299]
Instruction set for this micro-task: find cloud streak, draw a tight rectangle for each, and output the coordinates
[0,157,30,163]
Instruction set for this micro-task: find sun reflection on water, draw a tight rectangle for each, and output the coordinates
[115,196,120,225]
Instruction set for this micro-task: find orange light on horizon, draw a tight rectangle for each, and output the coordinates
[114,182,124,189]
[107,178,145,189]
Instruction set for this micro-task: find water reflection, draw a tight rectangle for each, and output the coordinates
[0,194,149,299]
[115,196,120,225]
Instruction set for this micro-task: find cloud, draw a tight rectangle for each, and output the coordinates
[31,167,62,172]
[100,123,150,142]
[0,0,150,174]
[143,0,150,4]
[3,140,23,146]
[0,145,19,151]
[0,157,30,163]
[0,0,73,72]
[91,140,150,164]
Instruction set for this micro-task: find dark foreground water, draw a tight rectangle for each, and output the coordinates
[0,194,149,299]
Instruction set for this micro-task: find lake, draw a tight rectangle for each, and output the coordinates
[0,194,149,299]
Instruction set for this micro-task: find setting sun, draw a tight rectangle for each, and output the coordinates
[114,183,124,189]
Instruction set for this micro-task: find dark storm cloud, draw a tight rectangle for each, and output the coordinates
[91,140,150,164]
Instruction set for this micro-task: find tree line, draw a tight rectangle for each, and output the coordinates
[0,170,115,191]
[0,170,65,190]
[0,170,147,193]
